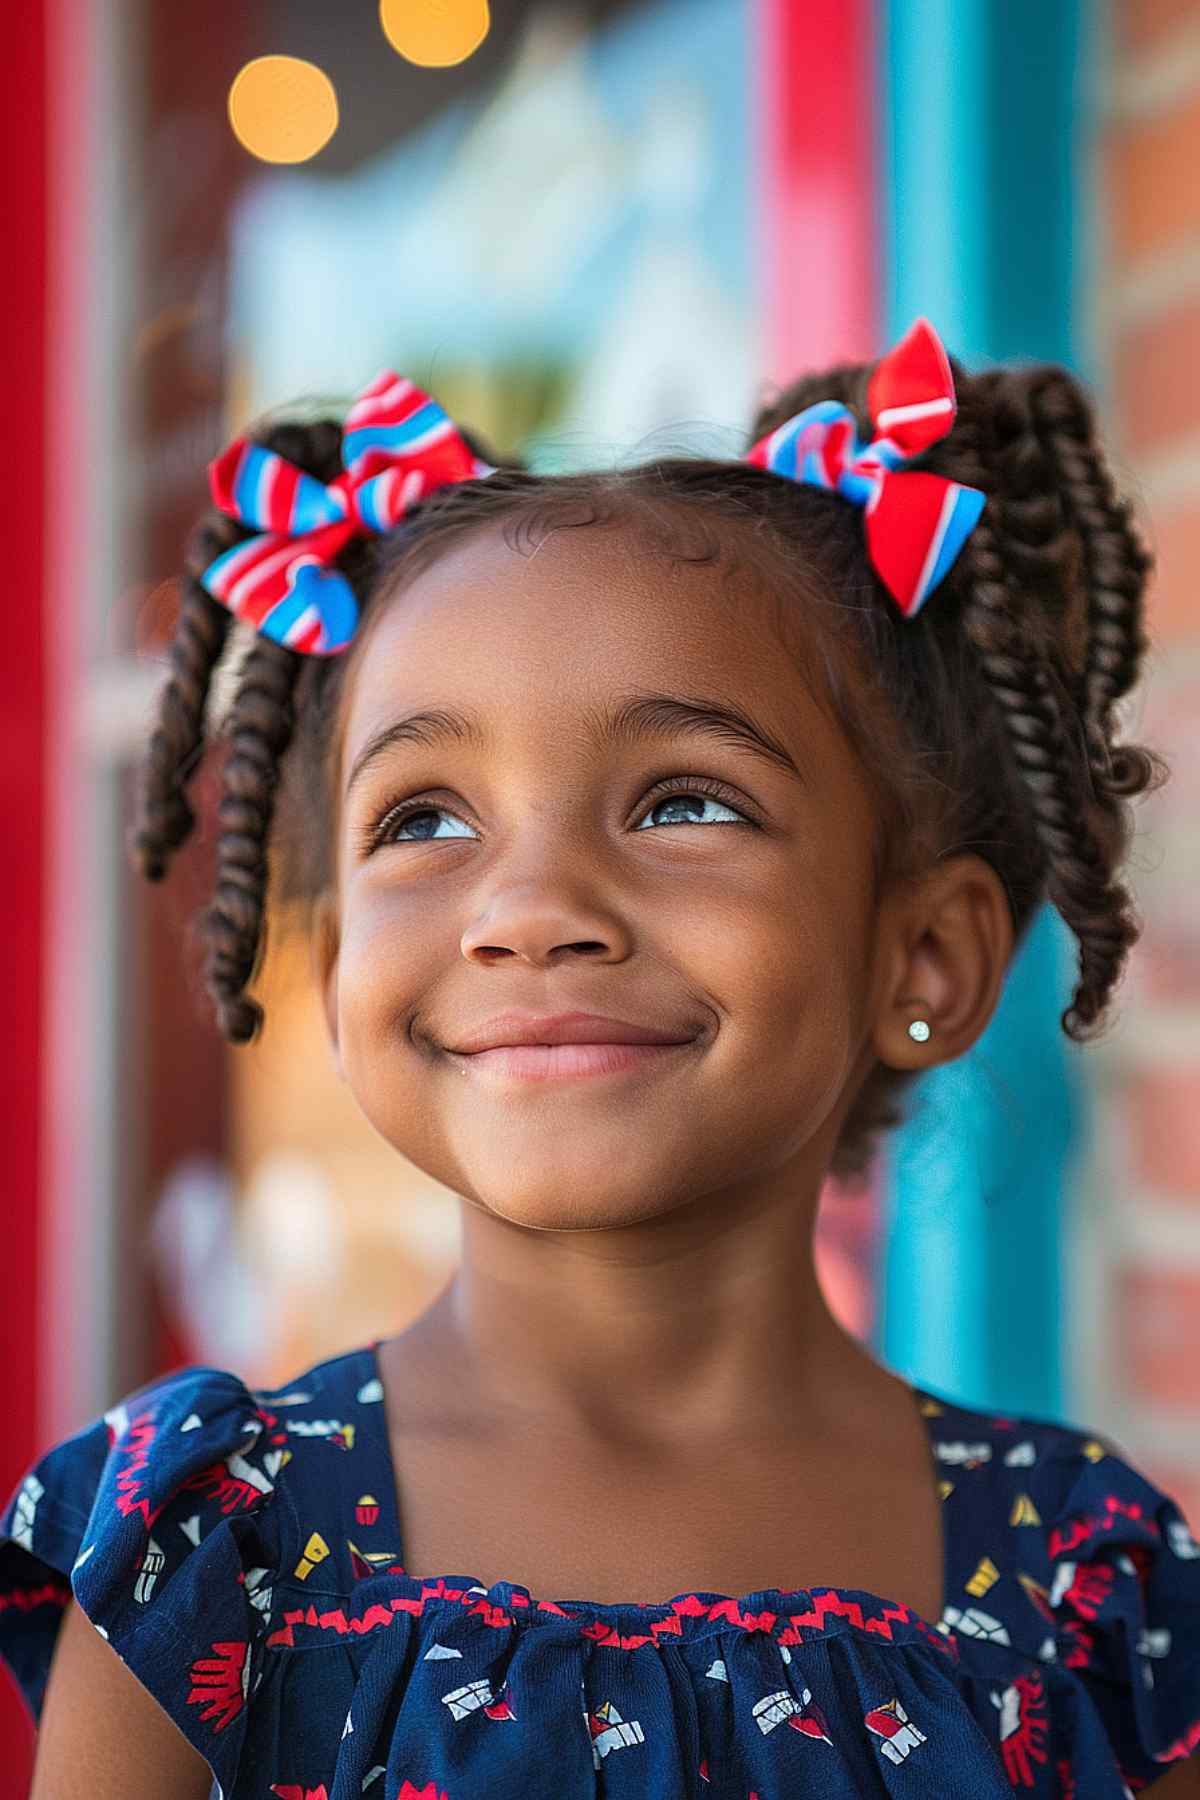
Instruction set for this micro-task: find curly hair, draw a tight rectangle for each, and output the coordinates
[127,353,1169,1184]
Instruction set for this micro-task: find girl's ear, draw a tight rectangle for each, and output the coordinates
[873,852,1015,1072]
[310,894,343,1079]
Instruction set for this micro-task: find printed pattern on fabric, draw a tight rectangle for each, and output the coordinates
[0,1347,1197,1797]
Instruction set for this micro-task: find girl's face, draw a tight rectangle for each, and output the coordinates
[321,516,890,1232]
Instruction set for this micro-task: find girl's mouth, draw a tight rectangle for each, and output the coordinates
[446,1040,698,1081]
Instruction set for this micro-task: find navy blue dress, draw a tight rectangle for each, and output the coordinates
[1,1341,1198,1798]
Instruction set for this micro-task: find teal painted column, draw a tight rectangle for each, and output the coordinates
[876,0,1092,1416]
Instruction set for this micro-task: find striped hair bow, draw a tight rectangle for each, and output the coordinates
[745,316,985,618]
[200,371,497,655]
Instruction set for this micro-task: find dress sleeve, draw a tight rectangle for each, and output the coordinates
[1045,1433,1200,1789]
[0,1363,285,1797]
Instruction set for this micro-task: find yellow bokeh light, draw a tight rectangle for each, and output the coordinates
[228,55,339,164]
[379,0,490,68]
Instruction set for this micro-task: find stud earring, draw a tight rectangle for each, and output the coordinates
[901,1002,933,1043]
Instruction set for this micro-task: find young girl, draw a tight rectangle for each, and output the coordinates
[2,319,1198,1799]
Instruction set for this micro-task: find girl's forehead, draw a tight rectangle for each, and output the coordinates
[380,520,755,629]
[342,520,824,738]
[329,519,876,859]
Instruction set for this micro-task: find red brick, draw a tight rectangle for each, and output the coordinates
[1127,1069,1200,1196]
[1107,91,1200,264]
[1123,665,1200,1005]
[1141,500,1200,644]
[1121,1266,1200,1404]
[1116,299,1200,454]
[1140,944,1200,1008]
[1117,0,1200,52]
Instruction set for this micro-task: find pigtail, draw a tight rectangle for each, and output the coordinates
[126,562,234,881]
[200,634,304,1044]
[194,419,358,1045]
[952,369,1156,1039]
[1025,369,1160,797]
[129,416,353,1046]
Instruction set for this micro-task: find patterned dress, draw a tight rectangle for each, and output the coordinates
[1,1341,1198,1797]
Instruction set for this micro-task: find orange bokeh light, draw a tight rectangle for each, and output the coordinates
[228,55,339,164]
[379,0,490,68]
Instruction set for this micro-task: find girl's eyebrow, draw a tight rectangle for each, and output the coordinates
[344,692,807,800]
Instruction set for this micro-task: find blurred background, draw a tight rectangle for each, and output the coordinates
[2,0,1199,1782]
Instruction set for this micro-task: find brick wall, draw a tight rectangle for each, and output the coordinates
[1076,0,1200,1530]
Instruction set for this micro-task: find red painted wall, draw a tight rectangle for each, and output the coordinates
[0,1,47,1784]
[753,0,879,379]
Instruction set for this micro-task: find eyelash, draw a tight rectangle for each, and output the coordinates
[358,775,761,855]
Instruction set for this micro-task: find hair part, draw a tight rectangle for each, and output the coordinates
[129,357,1169,1184]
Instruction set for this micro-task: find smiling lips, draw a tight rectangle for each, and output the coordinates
[445,1011,701,1082]
[448,1011,698,1053]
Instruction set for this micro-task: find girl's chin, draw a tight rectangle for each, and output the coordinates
[464,1188,687,1234]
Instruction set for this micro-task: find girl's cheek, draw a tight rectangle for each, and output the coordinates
[334,908,437,1026]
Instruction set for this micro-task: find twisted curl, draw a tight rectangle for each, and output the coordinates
[129,355,1168,1182]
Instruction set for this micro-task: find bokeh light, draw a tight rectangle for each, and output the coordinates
[379,0,490,68]
[227,55,339,164]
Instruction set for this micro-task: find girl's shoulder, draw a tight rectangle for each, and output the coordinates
[921,1379,1200,1589]
[0,1341,378,1795]
[919,1379,1191,1543]
[921,1382,1200,1773]
[920,1379,1141,1496]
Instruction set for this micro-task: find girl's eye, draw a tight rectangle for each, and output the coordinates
[360,777,758,853]
[633,781,755,831]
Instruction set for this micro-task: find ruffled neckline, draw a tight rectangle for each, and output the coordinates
[351,1339,960,1652]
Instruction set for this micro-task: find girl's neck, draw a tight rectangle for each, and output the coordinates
[395,1179,878,1447]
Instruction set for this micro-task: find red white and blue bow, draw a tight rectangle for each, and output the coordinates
[199,371,497,655]
[745,317,985,618]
